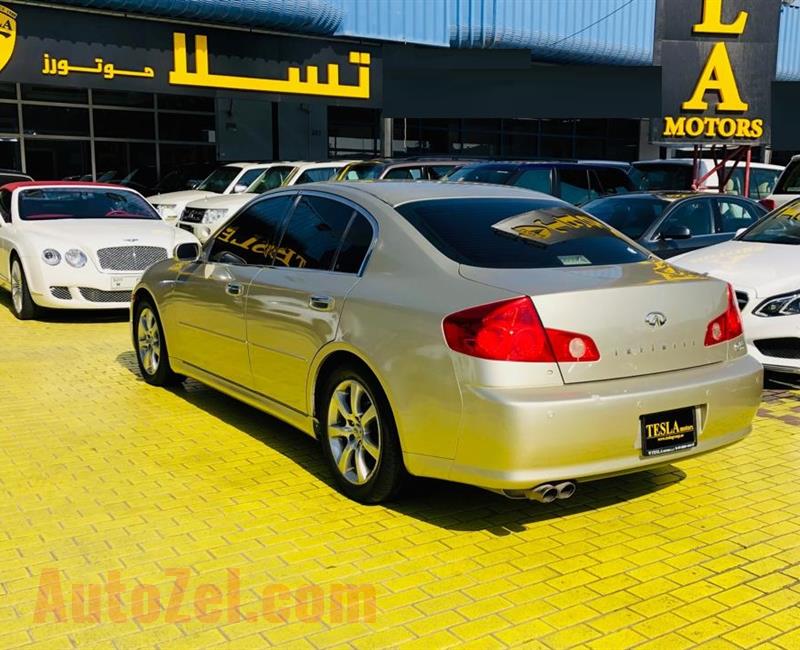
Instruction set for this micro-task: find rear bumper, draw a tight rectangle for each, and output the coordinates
[444,355,763,490]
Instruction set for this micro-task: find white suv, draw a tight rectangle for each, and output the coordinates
[177,161,352,242]
[148,162,271,223]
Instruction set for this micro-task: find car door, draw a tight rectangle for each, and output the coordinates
[714,196,766,239]
[650,197,717,257]
[246,192,375,412]
[168,195,295,387]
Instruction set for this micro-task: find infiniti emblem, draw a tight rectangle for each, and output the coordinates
[645,312,667,328]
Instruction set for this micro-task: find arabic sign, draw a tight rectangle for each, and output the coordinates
[0,2,380,105]
[491,208,609,247]
[651,0,780,146]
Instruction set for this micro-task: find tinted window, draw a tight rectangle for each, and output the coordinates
[238,168,265,189]
[395,198,648,269]
[740,199,800,244]
[196,167,241,193]
[209,195,293,266]
[716,198,764,233]
[447,165,516,185]
[248,166,295,193]
[583,197,668,239]
[335,214,374,273]
[342,163,382,180]
[428,165,459,180]
[559,169,596,204]
[274,196,355,270]
[660,199,714,236]
[633,164,694,191]
[18,188,159,221]
[295,167,338,184]
[591,168,634,195]
[384,166,424,180]
[773,160,800,194]
[514,169,552,193]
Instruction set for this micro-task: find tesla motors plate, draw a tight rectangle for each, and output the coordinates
[640,406,697,457]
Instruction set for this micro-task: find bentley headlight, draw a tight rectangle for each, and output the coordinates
[156,204,177,220]
[42,249,61,266]
[65,249,87,268]
[202,209,229,225]
[753,291,800,317]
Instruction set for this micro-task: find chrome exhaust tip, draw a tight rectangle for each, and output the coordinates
[554,481,577,500]
[525,484,558,503]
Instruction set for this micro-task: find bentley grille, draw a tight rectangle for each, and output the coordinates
[97,246,167,271]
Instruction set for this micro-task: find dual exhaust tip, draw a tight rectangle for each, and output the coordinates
[502,481,577,503]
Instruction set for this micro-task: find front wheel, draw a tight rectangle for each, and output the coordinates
[10,258,37,320]
[133,299,182,386]
[319,366,406,504]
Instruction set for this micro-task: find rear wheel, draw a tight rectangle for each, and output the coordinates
[134,299,182,386]
[319,365,406,504]
[10,258,37,320]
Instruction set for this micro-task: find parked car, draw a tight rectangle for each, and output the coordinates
[154,163,218,195]
[336,158,467,181]
[762,154,800,211]
[148,163,272,223]
[131,181,761,504]
[672,198,800,375]
[446,161,635,204]
[177,161,353,242]
[583,192,767,258]
[632,159,784,200]
[0,181,198,319]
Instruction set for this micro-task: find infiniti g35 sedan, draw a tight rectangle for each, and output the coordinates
[131,181,763,504]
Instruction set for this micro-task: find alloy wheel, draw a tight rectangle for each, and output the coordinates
[10,261,22,315]
[327,379,382,485]
[137,307,161,376]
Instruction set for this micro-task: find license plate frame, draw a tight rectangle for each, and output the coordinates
[640,406,698,457]
[110,275,138,290]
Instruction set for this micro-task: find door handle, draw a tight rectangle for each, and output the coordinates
[226,282,243,296]
[309,295,334,311]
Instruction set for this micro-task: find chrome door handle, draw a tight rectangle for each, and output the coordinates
[226,282,243,296]
[309,295,334,311]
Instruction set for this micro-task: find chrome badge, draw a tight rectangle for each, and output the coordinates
[645,312,667,328]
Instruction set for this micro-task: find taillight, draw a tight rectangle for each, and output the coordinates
[704,284,743,346]
[759,198,776,211]
[442,297,600,362]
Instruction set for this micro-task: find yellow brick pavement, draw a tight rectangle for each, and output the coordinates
[1,294,800,649]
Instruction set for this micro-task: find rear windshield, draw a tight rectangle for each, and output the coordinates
[340,163,383,180]
[395,198,649,269]
[18,188,160,221]
[583,196,668,239]
[739,199,800,245]
[774,160,800,195]
[633,164,693,191]
[196,167,241,193]
[447,165,517,185]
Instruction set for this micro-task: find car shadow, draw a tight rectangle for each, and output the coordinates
[116,350,686,533]
[0,291,129,323]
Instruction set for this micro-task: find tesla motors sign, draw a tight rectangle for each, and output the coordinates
[652,0,781,145]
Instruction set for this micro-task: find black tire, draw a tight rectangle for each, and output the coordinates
[133,298,182,387]
[9,257,37,320]
[318,364,406,504]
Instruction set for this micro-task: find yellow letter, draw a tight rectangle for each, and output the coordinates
[663,116,686,137]
[682,43,748,112]
[750,119,764,139]
[693,0,748,34]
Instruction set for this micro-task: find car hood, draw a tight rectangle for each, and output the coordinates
[148,190,218,204]
[184,193,258,211]
[672,240,800,298]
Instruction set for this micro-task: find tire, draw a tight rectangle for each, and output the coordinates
[318,364,406,504]
[133,298,182,387]
[9,257,37,320]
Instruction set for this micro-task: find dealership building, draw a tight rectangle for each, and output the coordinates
[0,0,798,181]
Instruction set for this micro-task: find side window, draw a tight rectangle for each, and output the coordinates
[660,199,714,237]
[295,168,337,184]
[208,195,294,266]
[514,169,552,194]
[749,169,779,199]
[236,168,265,189]
[0,189,11,223]
[384,166,424,180]
[427,165,456,180]
[558,169,593,205]
[716,198,762,233]
[591,168,632,196]
[334,214,374,273]
[274,195,354,270]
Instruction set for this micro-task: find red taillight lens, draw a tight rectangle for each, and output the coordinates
[704,284,743,347]
[759,198,776,212]
[443,297,599,362]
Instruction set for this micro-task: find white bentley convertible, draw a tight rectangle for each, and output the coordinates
[0,182,198,319]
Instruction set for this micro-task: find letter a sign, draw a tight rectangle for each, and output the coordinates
[0,4,16,73]
[652,0,781,146]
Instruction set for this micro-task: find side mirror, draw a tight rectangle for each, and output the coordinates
[735,227,747,238]
[174,242,201,262]
[660,225,692,240]
[232,183,249,194]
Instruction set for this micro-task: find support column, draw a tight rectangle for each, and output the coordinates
[381,116,393,157]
